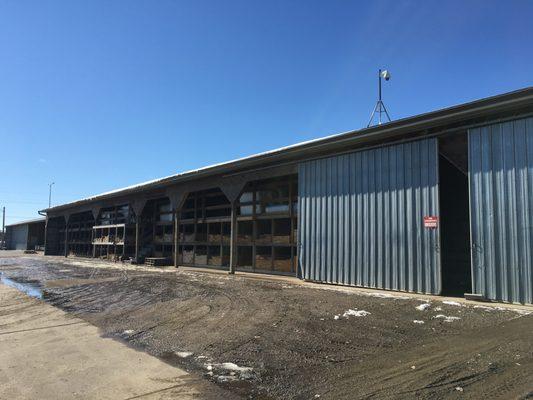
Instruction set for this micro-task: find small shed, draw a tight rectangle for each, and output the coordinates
[5,218,46,250]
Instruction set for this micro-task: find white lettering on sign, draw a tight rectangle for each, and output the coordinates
[424,216,438,228]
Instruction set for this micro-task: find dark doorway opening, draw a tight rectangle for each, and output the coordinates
[439,133,472,296]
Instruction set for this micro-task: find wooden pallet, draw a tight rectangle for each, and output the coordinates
[145,257,172,267]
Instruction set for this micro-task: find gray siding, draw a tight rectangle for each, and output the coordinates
[298,138,440,294]
[469,118,533,304]
[7,225,29,250]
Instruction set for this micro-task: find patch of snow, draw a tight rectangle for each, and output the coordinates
[442,300,462,307]
[217,375,238,382]
[434,307,442,311]
[433,314,461,322]
[416,303,431,311]
[175,351,193,358]
[413,320,425,324]
[122,330,135,335]
[206,362,253,373]
[342,309,371,318]
[366,292,410,300]
[217,362,253,372]
[334,315,340,320]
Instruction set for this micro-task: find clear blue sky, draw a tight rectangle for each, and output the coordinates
[1,0,532,225]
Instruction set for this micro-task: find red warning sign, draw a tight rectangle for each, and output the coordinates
[424,216,438,228]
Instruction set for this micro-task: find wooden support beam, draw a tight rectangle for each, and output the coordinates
[135,219,140,263]
[220,178,247,275]
[130,199,147,264]
[174,210,180,268]
[64,215,70,258]
[229,200,237,274]
[166,189,187,269]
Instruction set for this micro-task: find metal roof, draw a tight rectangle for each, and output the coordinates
[5,217,46,228]
[43,86,533,214]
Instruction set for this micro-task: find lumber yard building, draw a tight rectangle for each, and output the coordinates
[41,88,533,304]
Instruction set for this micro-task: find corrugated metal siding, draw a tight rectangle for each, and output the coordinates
[298,138,441,294]
[7,225,29,250]
[469,117,532,304]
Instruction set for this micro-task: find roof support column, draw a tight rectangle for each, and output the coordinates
[229,201,238,274]
[131,199,147,264]
[167,190,187,269]
[90,207,100,259]
[64,214,70,258]
[220,178,247,274]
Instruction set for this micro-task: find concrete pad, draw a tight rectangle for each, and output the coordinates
[0,284,228,400]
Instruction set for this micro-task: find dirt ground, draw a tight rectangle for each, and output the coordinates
[1,252,532,399]
[0,283,233,400]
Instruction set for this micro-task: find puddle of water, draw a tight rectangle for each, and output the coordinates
[0,273,43,299]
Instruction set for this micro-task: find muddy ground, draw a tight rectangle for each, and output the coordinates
[0,252,532,399]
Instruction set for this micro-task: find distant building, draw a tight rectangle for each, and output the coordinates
[5,218,46,250]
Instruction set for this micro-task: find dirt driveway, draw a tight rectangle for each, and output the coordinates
[1,253,532,399]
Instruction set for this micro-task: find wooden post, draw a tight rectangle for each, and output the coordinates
[220,178,247,275]
[135,219,140,263]
[92,227,96,258]
[64,220,68,258]
[174,209,180,268]
[229,200,237,274]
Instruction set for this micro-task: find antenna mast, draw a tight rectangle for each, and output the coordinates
[367,69,392,127]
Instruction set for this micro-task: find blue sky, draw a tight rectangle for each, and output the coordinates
[1,0,532,225]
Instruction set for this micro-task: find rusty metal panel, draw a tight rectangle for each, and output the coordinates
[298,138,440,294]
[469,117,532,304]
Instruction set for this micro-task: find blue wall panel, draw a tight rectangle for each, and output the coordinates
[469,117,532,304]
[299,138,441,294]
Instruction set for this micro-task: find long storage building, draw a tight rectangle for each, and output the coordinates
[41,88,533,304]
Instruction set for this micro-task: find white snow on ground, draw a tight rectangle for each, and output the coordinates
[217,362,253,372]
[175,351,193,358]
[442,300,462,307]
[122,330,135,335]
[413,320,425,324]
[333,315,340,320]
[434,307,442,311]
[433,314,461,322]
[416,303,431,311]
[204,362,253,372]
[217,375,238,382]
[204,362,254,381]
[366,292,410,300]
[473,305,532,315]
[342,309,371,318]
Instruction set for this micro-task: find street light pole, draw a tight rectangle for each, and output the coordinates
[48,182,55,208]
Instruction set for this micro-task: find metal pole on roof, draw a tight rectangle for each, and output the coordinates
[367,69,392,127]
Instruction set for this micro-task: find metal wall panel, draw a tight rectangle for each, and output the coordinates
[298,138,440,294]
[469,118,532,304]
[7,225,29,250]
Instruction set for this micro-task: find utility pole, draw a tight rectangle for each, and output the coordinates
[2,207,5,247]
[48,182,55,208]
